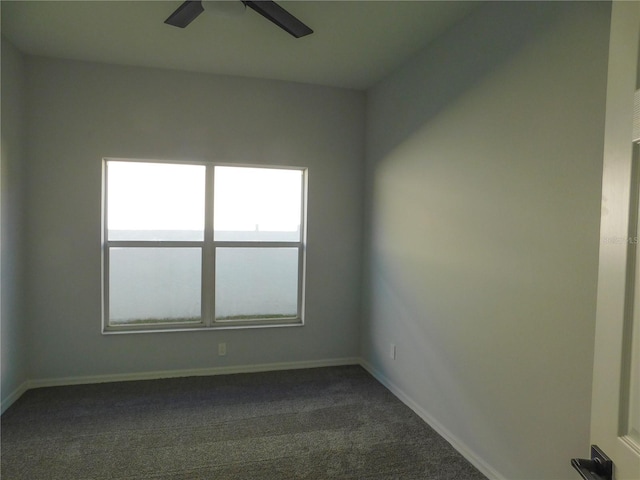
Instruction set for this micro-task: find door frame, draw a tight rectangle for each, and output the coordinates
[590,2,640,478]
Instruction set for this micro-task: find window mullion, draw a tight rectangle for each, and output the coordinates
[103,244,111,332]
[202,165,216,327]
[213,241,301,249]
[102,160,110,332]
[105,240,203,248]
[300,170,308,323]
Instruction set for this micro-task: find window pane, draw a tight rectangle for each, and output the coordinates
[109,248,202,325]
[215,248,298,321]
[626,283,640,444]
[214,166,302,241]
[107,161,205,241]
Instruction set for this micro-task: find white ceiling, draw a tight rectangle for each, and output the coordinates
[1,1,480,90]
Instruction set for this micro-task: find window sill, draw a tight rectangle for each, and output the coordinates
[102,319,304,335]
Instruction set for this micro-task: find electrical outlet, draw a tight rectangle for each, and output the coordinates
[390,343,396,360]
[218,342,227,356]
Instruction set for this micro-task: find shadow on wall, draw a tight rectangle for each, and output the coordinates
[369,1,569,163]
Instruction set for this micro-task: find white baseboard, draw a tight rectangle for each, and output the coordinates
[3,356,502,480]
[1,380,30,414]
[360,359,506,480]
[1,357,359,413]
[20,357,361,390]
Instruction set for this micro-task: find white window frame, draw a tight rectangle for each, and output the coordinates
[102,158,307,333]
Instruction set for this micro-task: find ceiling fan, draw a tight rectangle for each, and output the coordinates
[164,0,313,38]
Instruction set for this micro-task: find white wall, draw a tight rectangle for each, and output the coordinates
[24,57,365,380]
[1,37,28,408]
[363,2,610,479]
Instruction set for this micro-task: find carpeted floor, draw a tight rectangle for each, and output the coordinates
[1,365,487,479]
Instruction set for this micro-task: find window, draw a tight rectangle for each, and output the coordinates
[103,159,306,332]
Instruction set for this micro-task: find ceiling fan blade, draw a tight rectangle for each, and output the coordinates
[243,1,313,38]
[165,1,205,28]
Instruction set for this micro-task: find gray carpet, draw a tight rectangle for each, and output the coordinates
[1,365,487,479]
